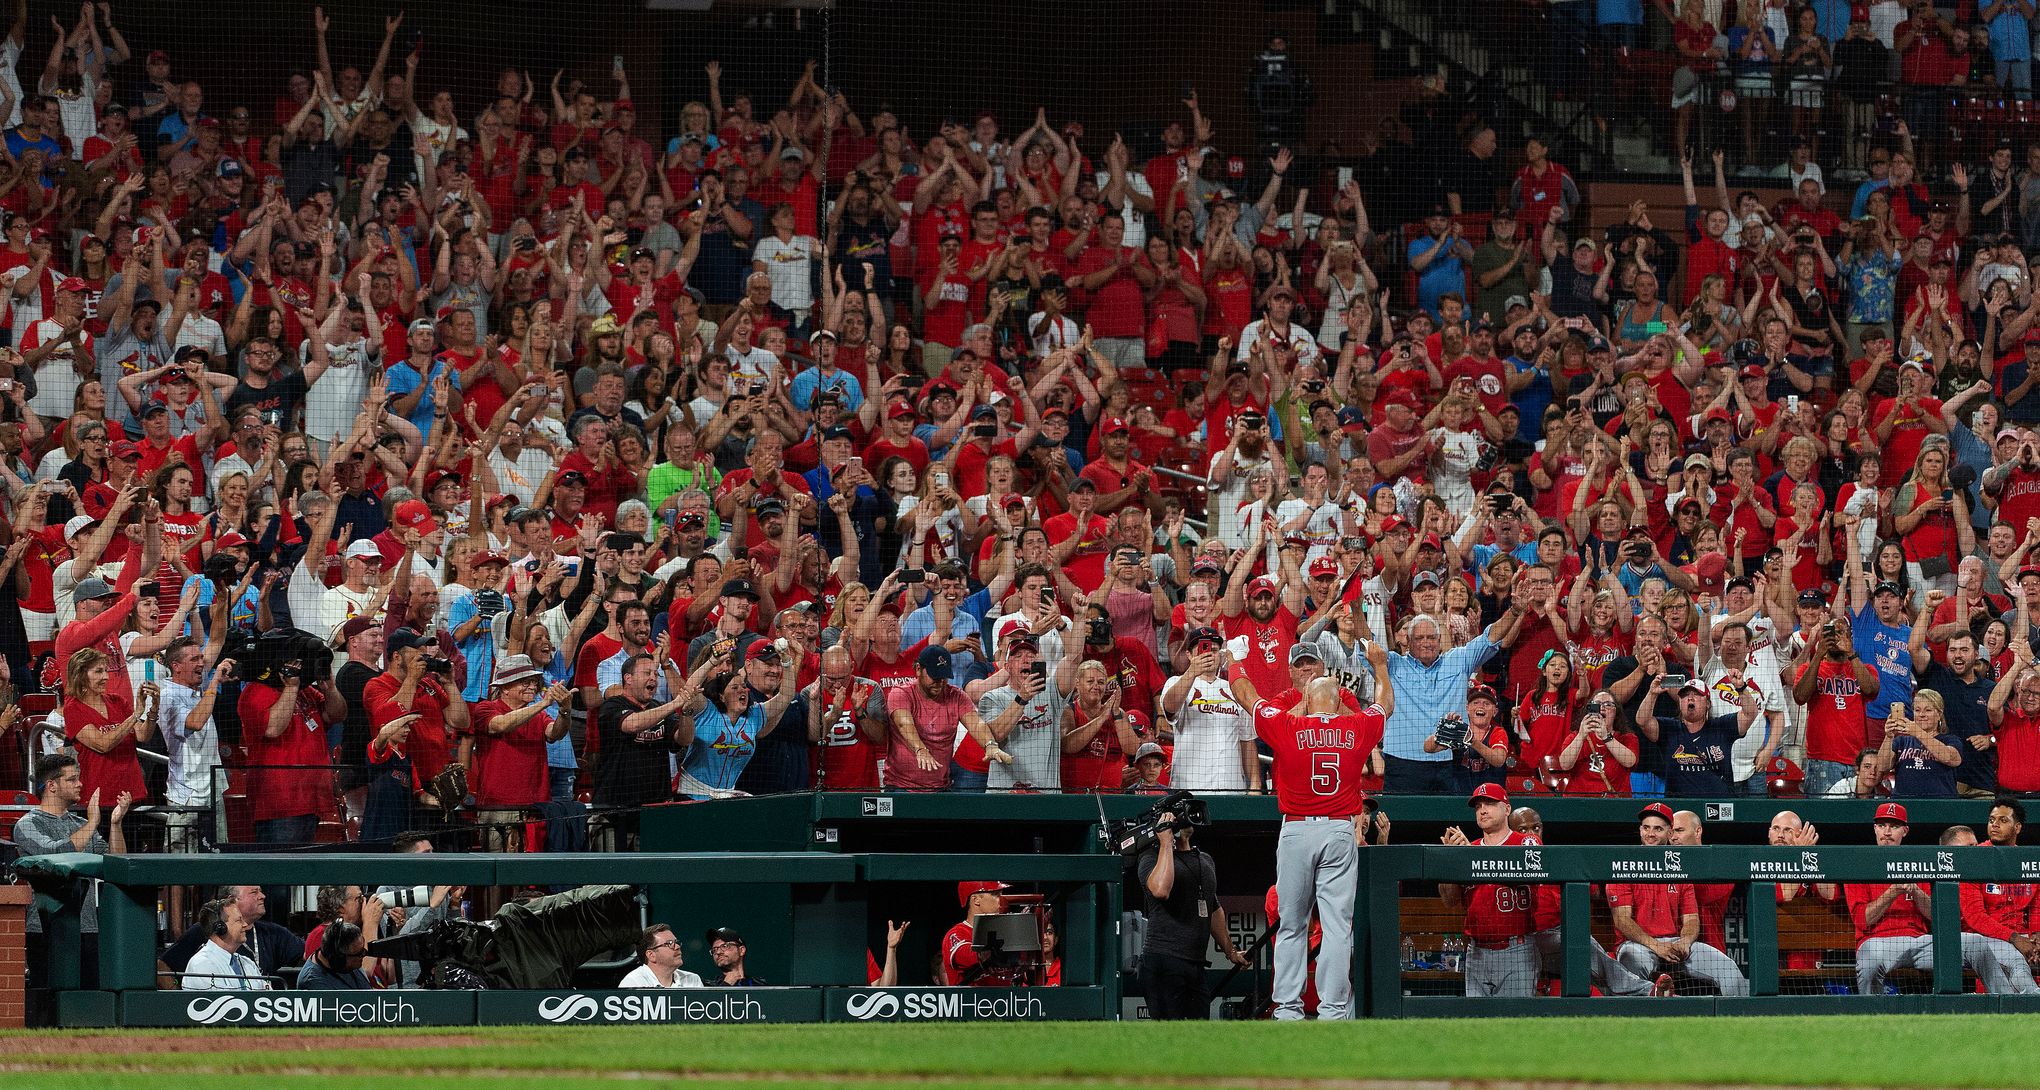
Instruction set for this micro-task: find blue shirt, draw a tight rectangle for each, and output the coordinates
[1596,0,1643,25]
[787,367,864,412]
[446,591,496,701]
[1888,731,1961,797]
[1384,633,1501,760]
[384,356,462,437]
[1851,602,1913,720]
[1407,236,1467,319]
[901,597,988,679]
[1990,1,2034,61]
[1506,353,1552,442]
[541,649,576,770]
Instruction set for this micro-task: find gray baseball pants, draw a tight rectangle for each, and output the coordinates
[1855,934,1933,994]
[1465,936,1540,997]
[1273,816,1357,1021]
[1533,928,1655,996]
[1963,933,2040,994]
[1616,938,1749,996]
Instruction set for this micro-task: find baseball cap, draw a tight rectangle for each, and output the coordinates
[138,401,169,420]
[556,470,588,487]
[1133,742,1168,764]
[336,616,379,644]
[1468,782,1509,806]
[1503,294,1530,311]
[393,628,442,654]
[1873,802,1909,824]
[1678,677,1709,695]
[1306,556,1340,579]
[1101,416,1130,435]
[721,579,760,600]
[407,317,435,336]
[1288,643,1323,665]
[1245,575,1279,598]
[212,530,251,550]
[1796,589,1827,607]
[886,401,917,420]
[705,926,745,945]
[2019,565,2040,582]
[589,314,622,336]
[917,644,953,682]
[745,639,783,663]
[1268,283,1297,300]
[471,551,510,569]
[1639,802,1676,824]
[969,404,999,421]
[63,514,99,540]
[57,276,87,293]
[1468,684,1498,705]
[956,881,1008,907]
[1411,569,1442,589]
[1379,514,1410,535]
[216,158,245,179]
[343,540,382,561]
[1184,625,1224,650]
[1873,580,1905,598]
[1683,453,1713,471]
[1739,364,1767,380]
[1190,557,1223,577]
[1336,406,1367,432]
[110,439,142,460]
[393,498,439,536]
[1069,476,1098,492]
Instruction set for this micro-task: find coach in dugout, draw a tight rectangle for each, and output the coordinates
[1607,803,1747,996]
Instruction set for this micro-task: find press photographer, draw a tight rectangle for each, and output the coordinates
[1134,792,1249,1020]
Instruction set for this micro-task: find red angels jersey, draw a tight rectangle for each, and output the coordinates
[941,919,1025,986]
[1961,879,2038,941]
[1462,831,1539,943]
[1253,698,1383,817]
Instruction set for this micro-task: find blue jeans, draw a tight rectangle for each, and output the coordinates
[2000,58,2033,98]
[948,763,988,793]
[1628,772,1665,798]
[1804,759,1853,797]
[548,766,576,802]
[1383,755,1459,794]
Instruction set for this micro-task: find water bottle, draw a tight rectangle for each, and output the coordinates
[1401,936,1415,971]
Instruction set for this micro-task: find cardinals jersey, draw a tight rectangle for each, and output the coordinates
[1225,607,1299,698]
[1253,698,1384,817]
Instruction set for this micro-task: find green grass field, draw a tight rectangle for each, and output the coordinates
[5,1016,2034,1089]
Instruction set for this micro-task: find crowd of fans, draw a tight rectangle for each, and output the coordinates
[6,0,2040,887]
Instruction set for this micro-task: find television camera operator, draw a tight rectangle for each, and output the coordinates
[1136,793,1250,1020]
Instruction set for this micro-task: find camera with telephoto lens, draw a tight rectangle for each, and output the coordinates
[203,551,242,589]
[424,655,454,675]
[381,884,432,909]
[225,628,334,688]
[1111,790,1209,857]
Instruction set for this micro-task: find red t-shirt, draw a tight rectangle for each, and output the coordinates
[1796,658,1871,766]
[1072,246,1146,338]
[1999,707,2040,794]
[64,694,147,804]
[1043,511,1112,593]
[813,678,882,791]
[1223,607,1300,701]
[470,698,552,808]
[236,682,334,821]
[362,673,456,790]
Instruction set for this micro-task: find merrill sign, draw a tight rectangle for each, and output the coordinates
[1749,851,1826,881]
[1609,851,1685,878]
[1884,852,1959,879]
[1468,849,1547,881]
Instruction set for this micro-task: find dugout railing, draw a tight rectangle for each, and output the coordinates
[14,850,1122,1027]
[1364,843,2040,1017]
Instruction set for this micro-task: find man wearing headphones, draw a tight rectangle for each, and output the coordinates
[183,896,271,991]
[298,920,371,989]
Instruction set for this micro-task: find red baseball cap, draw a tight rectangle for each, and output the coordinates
[1468,782,1509,806]
[1874,802,1909,824]
[472,551,510,569]
[1306,556,1340,579]
[1379,514,1410,535]
[1639,802,1676,824]
[212,530,250,550]
[886,400,917,420]
[393,498,439,536]
[998,493,1028,510]
[1101,416,1130,435]
[1245,575,1280,598]
[57,276,88,293]
[1739,364,1767,380]
[957,880,1009,907]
